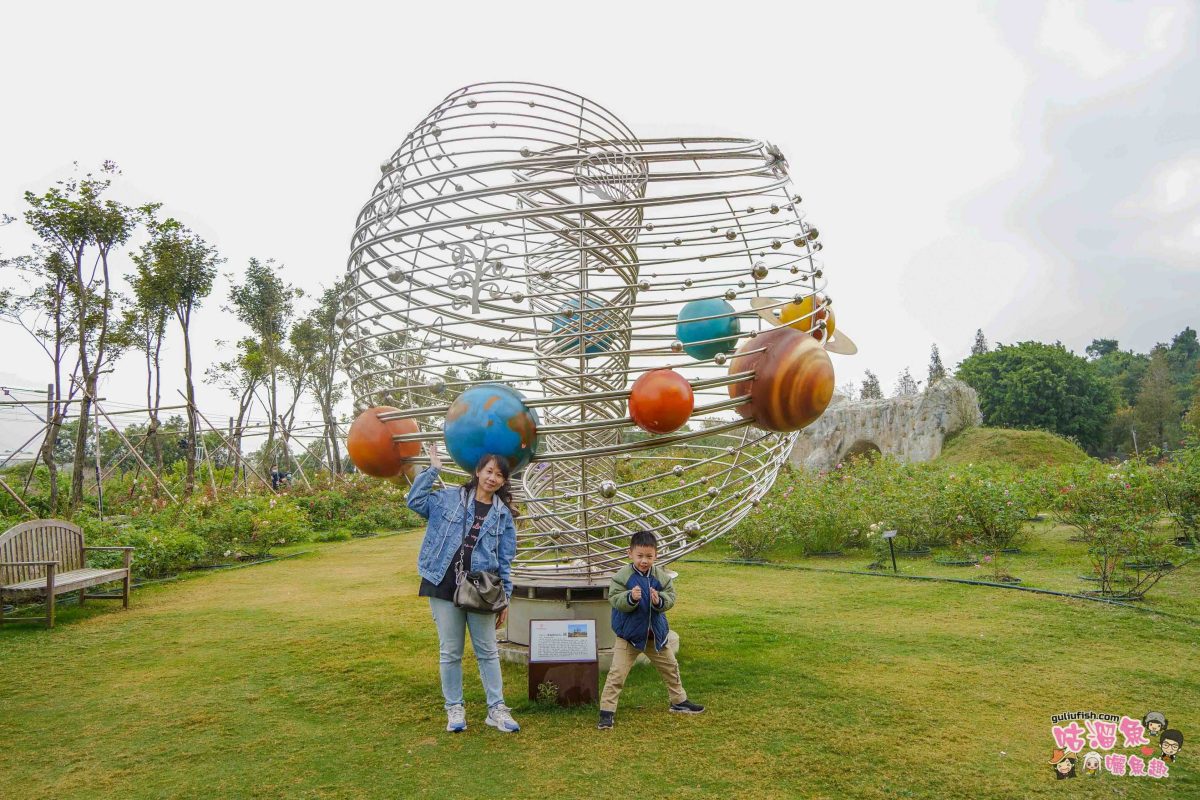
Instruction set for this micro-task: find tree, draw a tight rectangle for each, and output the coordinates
[1166,327,1199,407]
[1185,371,1200,437]
[299,279,349,472]
[956,341,1117,452]
[228,258,301,468]
[0,248,80,511]
[205,337,268,484]
[927,344,946,386]
[971,329,988,356]
[1134,348,1180,452]
[122,251,171,472]
[859,370,883,400]
[1085,339,1119,359]
[22,161,142,509]
[893,368,919,397]
[1088,340,1150,407]
[133,215,220,493]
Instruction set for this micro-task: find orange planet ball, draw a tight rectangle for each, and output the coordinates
[727,327,835,432]
[628,369,694,434]
[346,406,421,477]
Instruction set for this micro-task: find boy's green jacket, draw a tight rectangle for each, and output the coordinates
[608,563,675,651]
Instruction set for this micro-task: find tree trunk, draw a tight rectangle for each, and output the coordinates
[182,321,197,495]
[323,403,342,473]
[70,382,93,510]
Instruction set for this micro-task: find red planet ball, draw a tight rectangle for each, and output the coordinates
[346,406,422,477]
[628,369,694,434]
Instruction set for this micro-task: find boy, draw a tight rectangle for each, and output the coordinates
[597,530,704,729]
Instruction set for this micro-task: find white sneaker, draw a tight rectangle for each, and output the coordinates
[446,704,467,733]
[485,703,520,733]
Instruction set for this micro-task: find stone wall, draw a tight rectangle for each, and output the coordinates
[790,377,982,471]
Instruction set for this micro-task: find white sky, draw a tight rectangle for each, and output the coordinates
[1,1,1197,452]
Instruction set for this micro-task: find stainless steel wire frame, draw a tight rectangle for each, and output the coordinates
[341,82,831,586]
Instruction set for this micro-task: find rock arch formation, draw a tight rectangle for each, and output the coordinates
[790,378,982,471]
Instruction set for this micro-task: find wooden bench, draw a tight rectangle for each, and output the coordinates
[0,519,134,628]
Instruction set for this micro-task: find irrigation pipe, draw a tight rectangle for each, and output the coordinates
[681,558,1200,626]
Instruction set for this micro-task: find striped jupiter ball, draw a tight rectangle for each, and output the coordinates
[727,326,834,432]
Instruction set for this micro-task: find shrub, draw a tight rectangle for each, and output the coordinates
[190,496,310,558]
[726,510,780,560]
[1053,459,1169,596]
[1161,445,1200,546]
[86,526,207,579]
[315,528,353,543]
[945,468,1030,581]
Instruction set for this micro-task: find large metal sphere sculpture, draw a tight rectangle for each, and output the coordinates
[341,82,841,586]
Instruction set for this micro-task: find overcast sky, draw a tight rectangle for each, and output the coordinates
[1,1,1197,453]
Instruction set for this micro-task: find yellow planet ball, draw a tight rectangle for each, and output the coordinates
[779,295,835,341]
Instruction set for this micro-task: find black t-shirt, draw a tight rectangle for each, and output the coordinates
[419,498,493,601]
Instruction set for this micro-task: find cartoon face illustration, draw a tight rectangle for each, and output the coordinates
[1143,712,1168,737]
[1082,752,1102,774]
[1160,730,1183,761]
[1049,749,1077,779]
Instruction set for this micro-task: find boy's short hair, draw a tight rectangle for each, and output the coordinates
[629,530,657,550]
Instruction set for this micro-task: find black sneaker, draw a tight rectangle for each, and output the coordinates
[669,700,705,714]
[597,710,615,730]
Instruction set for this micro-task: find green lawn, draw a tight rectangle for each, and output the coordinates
[2,532,1196,799]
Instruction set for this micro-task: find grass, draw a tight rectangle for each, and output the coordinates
[707,518,1200,620]
[2,532,1197,799]
[938,426,1091,468]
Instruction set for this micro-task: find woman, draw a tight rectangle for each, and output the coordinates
[406,444,520,734]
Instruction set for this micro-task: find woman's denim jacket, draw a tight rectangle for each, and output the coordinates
[406,466,517,599]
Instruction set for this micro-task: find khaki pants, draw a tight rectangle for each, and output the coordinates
[600,633,687,712]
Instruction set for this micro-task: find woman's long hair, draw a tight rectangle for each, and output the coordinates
[461,453,520,519]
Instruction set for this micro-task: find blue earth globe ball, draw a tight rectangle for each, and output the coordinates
[676,298,740,361]
[549,297,617,357]
[444,384,540,474]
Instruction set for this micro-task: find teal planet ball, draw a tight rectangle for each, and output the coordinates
[549,297,616,357]
[676,298,740,361]
[444,384,539,473]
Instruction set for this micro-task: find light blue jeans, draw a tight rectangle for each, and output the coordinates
[428,597,506,709]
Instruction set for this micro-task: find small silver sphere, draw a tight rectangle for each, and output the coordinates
[807,227,820,241]
[599,480,617,499]
[387,268,404,284]
[380,162,391,174]
[684,278,693,288]
[752,263,769,280]
[673,237,682,246]
[684,520,701,535]
[670,340,684,353]
[510,291,525,303]
[638,280,650,292]
[707,486,719,498]
[724,288,737,301]
[714,352,727,365]
[672,465,684,477]
[725,229,738,241]
[771,240,782,250]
